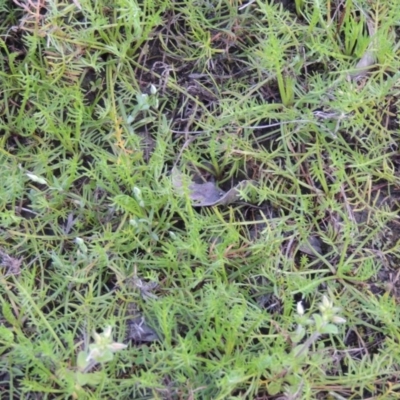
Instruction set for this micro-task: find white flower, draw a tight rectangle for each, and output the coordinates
[332,316,346,324]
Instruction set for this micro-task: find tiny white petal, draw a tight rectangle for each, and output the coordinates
[297,301,304,316]
[103,326,112,339]
[133,187,142,199]
[322,295,332,309]
[86,348,100,362]
[332,316,346,324]
[26,173,47,185]
[93,331,102,344]
[108,342,128,352]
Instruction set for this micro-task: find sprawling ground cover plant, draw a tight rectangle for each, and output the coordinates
[1,0,400,398]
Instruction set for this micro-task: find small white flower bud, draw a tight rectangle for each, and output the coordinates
[297,301,305,316]
[150,84,157,95]
[322,295,332,309]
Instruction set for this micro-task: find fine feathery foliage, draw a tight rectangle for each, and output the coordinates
[1,0,400,398]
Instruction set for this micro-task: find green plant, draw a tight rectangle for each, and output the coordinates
[0,0,400,398]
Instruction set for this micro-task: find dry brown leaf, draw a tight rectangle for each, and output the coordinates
[348,14,376,81]
[0,248,22,275]
[171,167,252,207]
[298,236,322,256]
